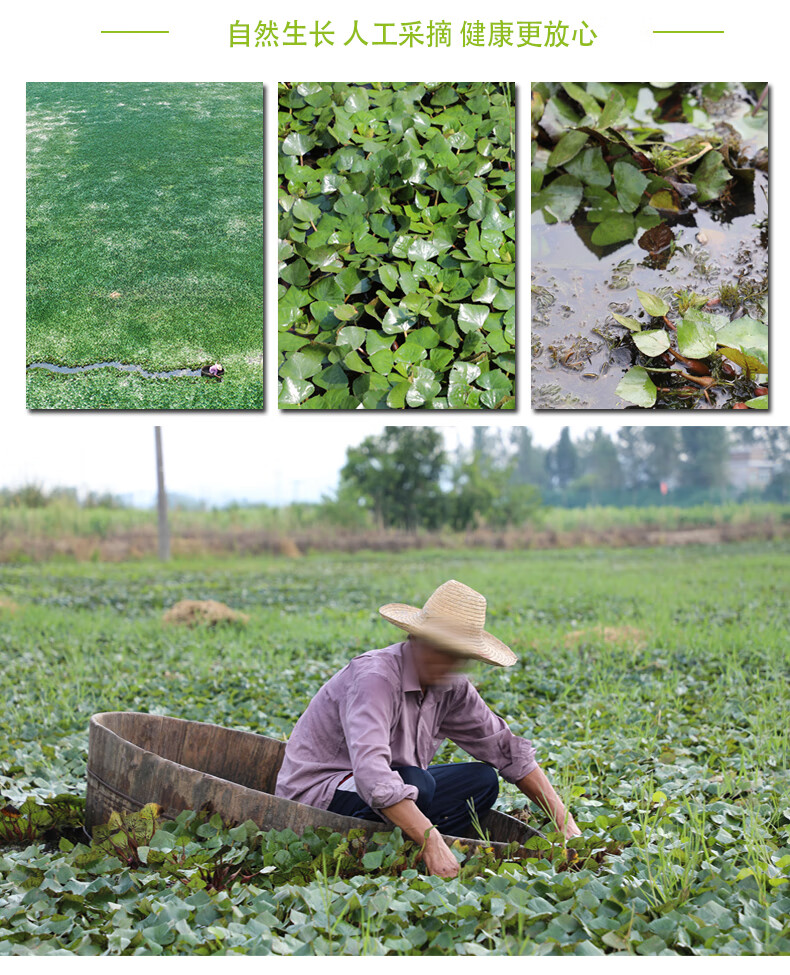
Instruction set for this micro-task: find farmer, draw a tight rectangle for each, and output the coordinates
[274,579,581,878]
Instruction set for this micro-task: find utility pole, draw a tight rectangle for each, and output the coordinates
[154,426,170,561]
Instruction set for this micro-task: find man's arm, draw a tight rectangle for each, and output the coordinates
[338,668,419,811]
[438,678,581,839]
[378,796,461,878]
[515,765,581,839]
[338,667,460,877]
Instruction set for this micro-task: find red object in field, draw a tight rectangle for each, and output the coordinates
[660,482,668,496]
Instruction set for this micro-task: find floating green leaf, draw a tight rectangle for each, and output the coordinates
[693,150,733,203]
[744,394,768,409]
[382,306,417,335]
[457,304,490,333]
[282,131,316,156]
[714,317,768,368]
[632,329,671,357]
[279,376,314,405]
[611,313,643,333]
[333,304,358,322]
[564,147,612,187]
[597,89,626,129]
[677,313,718,358]
[636,289,669,318]
[613,162,649,213]
[535,175,583,222]
[615,365,657,407]
[548,129,589,167]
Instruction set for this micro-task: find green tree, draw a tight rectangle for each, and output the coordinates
[339,427,447,531]
[615,428,650,490]
[643,427,680,489]
[509,428,548,487]
[678,428,729,490]
[546,427,578,488]
[575,428,621,495]
[470,426,505,464]
[449,451,541,530]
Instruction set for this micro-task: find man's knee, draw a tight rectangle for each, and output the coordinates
[395,765,436,807]
[474,762,499,799]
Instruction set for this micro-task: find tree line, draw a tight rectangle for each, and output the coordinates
[333,426,790,531]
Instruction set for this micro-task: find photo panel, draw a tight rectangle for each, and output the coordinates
[26,82,264,410]
[278,82,515,410]
[532,82,768,411]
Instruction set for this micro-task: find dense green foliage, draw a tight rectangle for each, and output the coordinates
[338,427,540,530]
[1,547,788,953]
[26,83,263,410]
[278,83,515,409]
[532,82,766,249]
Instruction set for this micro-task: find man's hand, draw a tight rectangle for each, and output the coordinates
[379,797,460,878]
[515,766,582,841]
[419,828,461,878]
[562,818,582,840]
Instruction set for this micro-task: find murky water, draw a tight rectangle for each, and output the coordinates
[532,84,768,410]
[26,362,207,380]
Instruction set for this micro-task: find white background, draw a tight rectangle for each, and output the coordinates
[2,4,783,970]
[6,3,781,450]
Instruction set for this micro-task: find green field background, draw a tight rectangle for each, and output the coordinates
[26,82,263,409]
[1,545,788,953]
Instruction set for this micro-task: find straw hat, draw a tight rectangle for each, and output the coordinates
[379,579,517,667]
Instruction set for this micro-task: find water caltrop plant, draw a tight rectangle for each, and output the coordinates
[613,289,769,409]
[278,82,515,409]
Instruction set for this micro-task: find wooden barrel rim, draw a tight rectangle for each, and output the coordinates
[85,711,545,853]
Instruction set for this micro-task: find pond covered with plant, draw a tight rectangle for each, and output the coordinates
[532,83,768,410]
[1,548,789,954]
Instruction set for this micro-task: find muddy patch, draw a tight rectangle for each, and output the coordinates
[27,362,221,381]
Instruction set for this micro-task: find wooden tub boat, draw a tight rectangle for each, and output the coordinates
[85,711,547,856]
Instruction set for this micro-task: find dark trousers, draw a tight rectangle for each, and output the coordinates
[326,762,499,837]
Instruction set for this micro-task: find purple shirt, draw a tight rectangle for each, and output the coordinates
[273,639,539,817]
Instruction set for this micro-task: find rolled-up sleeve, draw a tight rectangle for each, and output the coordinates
[438,679,539,783]
[338,668,419,813]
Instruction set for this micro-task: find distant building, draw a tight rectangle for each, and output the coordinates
[727,445,778,491]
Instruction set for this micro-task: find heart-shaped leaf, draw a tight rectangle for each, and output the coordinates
[591,214,635,246]
[282,132,316,156]
[548,130,589,167]
[632,329,671,357]
[382,306,417,335]
[613,162,649,213]
[457,304,490,333]
[636,289,669,318]
[714,317,768,366]
[677,314,717,358]
[615,365,657,408]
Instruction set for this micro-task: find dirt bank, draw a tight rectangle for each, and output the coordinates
[1,518,787,563]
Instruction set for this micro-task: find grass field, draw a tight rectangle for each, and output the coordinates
[1,546,788,954]
[26,83,263,410]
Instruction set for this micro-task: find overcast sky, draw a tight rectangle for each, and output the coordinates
[0,417,635,506]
